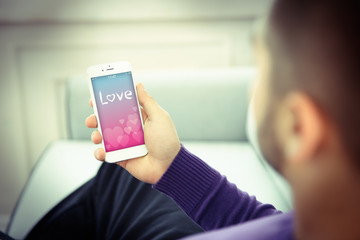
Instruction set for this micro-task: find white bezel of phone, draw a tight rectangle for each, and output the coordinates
[87,61,148,163]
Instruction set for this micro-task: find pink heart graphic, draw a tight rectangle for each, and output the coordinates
[128,113,138,121]
[127,114,141,131]
[106,94,115,102]
[132,106,138,112]
[103,126,123,148]
[132,131,144,143]
[130,118,138,125]
[127,120,140,131]
[117,134,129,147]
[124,126,132,135]
[119,119,125,125]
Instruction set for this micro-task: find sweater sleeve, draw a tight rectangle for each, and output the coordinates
[154,145,281,231]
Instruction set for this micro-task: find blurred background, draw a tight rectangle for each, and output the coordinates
[0,0,273,231]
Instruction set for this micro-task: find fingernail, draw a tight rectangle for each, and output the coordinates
[94,149,99,159]
[138,82,144,90]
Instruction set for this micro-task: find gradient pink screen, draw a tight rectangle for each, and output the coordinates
[92,72,145,152]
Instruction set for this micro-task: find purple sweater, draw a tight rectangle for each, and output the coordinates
[154,145,294,240]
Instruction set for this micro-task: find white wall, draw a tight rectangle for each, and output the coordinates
[0,0,273,231]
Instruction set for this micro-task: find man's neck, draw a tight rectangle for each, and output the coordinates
[290,159,360,240]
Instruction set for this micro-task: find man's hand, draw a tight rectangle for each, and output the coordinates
[85,83,181,184]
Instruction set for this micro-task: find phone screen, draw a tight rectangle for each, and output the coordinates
[91,72,145,152]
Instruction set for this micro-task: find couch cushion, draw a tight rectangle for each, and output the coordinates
[7,141,102,239]
[7,140,291,239]
[66,68,255,141]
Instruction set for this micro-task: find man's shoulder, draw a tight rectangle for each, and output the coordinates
[183,212,295,240]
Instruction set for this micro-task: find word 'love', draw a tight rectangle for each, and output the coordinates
[99,90,133,105]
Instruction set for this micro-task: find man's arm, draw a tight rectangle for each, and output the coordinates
[86,84,279,231]
[154,145,280,231]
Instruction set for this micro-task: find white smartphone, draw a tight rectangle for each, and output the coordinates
[87,61,148,163]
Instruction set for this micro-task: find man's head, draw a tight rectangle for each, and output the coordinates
[254,0,360,178]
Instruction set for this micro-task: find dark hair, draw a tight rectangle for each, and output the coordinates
[266,0,360,164]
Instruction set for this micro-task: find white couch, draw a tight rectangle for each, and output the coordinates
[7,68,292,239]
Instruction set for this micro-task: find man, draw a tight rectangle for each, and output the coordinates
[87,0,360,239]
[3,0,358,239]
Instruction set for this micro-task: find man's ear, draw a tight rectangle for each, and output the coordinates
[279,93,326,164]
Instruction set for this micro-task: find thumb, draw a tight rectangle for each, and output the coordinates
[136,83,159,119]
